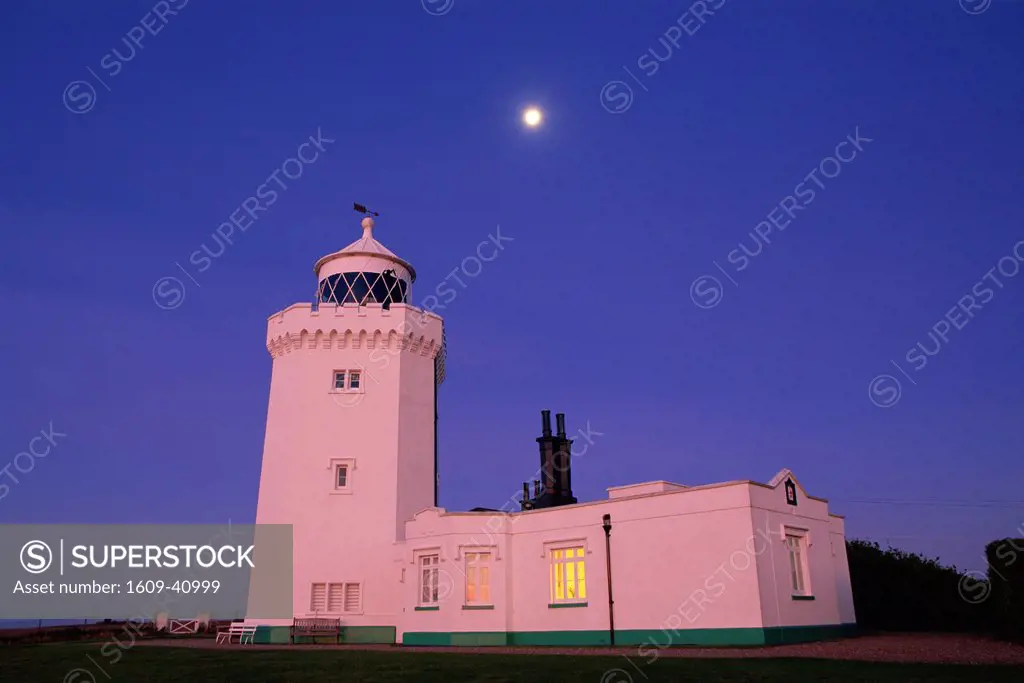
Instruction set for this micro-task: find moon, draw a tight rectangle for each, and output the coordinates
[522,106,543,128]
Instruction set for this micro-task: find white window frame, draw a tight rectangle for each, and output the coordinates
[332,370,347,391]
[784,527,812,597]
[330,369,366,395]
[327,457,355,495]
[419,554,440,607]
[310,581,362,615]
[547,544,588,605]
[464,551,492,607]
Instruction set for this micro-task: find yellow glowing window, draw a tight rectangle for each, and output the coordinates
[465,552,491,605]
[550,546,586,603]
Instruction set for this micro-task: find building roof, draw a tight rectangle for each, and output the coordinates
[410,468,836,523]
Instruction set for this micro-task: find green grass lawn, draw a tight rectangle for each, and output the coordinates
[2,643,1022,682]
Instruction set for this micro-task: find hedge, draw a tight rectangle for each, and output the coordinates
[986,538,1024,643]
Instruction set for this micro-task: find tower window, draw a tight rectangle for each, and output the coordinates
[332,369,365,393]
[328,458,355,495]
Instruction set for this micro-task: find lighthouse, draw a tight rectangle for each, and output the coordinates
[252,215,445,635]
[246,217,856,648]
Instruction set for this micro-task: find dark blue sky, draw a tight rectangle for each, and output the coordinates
[1,1,1022,573]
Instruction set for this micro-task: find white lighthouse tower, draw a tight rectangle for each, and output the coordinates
[252,214,445,641]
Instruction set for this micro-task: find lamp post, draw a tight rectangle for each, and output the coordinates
[602,513,615,646]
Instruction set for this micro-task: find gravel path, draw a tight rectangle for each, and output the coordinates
[140,633,1024,665]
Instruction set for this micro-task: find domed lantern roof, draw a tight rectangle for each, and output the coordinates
[314,217,415,308]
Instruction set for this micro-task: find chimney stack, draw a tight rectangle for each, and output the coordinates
[541,410,552,437]
[532,409,578,510]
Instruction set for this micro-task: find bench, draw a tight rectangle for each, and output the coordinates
[290,617,342,644]
[216,622,257,645]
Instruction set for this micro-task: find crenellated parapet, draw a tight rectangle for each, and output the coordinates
[266,303,445,371]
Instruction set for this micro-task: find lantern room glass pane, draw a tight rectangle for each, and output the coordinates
[319,272,409,309]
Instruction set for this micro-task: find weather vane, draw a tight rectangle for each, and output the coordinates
[353,202,379,217]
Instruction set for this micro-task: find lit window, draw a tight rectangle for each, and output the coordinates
[349,371,361,389]
[335,465,348,489]
[465,552,491,606]
[333,371,346,390]
[550,547,586,603]
[420,555,439,606]
[786,531,811,596]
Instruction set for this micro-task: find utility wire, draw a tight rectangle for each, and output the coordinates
[834,498,1024,508]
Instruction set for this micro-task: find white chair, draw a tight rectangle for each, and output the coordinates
[216,622,258,645]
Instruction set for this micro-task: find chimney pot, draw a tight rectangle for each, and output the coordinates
[541,410,552,437]
[555,413,566,438]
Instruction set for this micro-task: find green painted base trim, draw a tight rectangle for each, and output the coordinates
[763,623,857,645]
[403,631,451,646]
[405,631,509,646]
[414,606,439,611]
[512,630,612,646]
[452,632,508,646]
[791,595,816,601]
[402,623,857,647]
[548,602,588,609]
[254,625,396,645]
[462,605,494,610]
